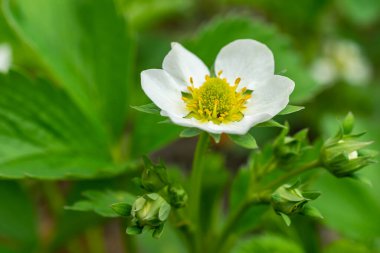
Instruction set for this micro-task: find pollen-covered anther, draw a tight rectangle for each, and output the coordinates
[181,74,252,124]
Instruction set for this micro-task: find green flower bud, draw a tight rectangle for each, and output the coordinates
[128,193,171,238]
[321,113,376,178]
[273,123,309,163]
[271,181,321,226]
[141,156,169,192]
[167,184,188,208]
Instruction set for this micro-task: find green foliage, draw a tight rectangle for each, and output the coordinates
[0,72,123,179]
[336,0,380,25]
[0,181,38,253]
[66,190,135,217]
[323,239,378,253]
[232,234,304,253]
[3,0,133,142]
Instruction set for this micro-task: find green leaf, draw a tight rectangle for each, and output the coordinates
[66,190,135,217]
[131,103,161,115]
[130,114,181,157]
[229,133,258,149]
[0,72,125,179]
[179,128,202,138]
[232,234,304,253]
[111,203,132,217]
[230,168,267,234]
[313,172,380,240]
[3,0,133,141]
[336,0,380,26]
[0,181,38,253]
[279,105,305,115]
[255,120,286,128]
[185,16,322,103]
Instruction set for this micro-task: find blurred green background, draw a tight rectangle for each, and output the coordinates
[0,0,379,252]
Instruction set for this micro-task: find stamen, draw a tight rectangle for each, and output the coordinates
[181,75,251,124]
[217,70,223,77]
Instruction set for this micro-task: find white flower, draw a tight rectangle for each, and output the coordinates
[0,43,12,73]
[141,39,295,135]
[310,57,337,86]
[310,40,371,86]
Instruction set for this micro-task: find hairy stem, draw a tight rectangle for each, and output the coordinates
[264,159,321,190]
[189,132,209,252]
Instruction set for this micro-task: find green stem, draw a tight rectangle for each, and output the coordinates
[264,159,321,190]
[189,132,209,251]
[214,159,321,253]
[215,196,269,253]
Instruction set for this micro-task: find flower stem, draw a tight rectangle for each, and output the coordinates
[264,159,321,190]
[214,196,269,253]
[189,132,209,251]
[214,159,321,253]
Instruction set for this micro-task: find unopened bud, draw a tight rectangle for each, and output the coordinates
[271,181,321,226]
[128,193,171,238]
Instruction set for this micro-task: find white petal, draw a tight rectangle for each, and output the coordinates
[163,42,209,87]
[245,75,295,117]
[215,39,274,89]
[0,44,12,73]
[141,69,187,116]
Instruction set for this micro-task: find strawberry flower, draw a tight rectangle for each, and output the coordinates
[141,39,294,135]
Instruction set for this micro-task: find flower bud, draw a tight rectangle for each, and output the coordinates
[271,181,321,226]
[273,123,309,163]
[141,156,169,192]
[128,193,171,238]
[321,113,376,178]
[167,184,188,208]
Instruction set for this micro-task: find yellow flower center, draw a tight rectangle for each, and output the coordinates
[181,72,252,124]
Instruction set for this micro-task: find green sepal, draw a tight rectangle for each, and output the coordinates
[209,133,221,143]
[302,191,321,200]
[152,224,165,239]
[279,105,305,115]
[229,133,258,149]
[181,91,192,99]
[280,212,291,226]
[351,174,373,187]
[256,120,286,128]
[111,202,132,217]
[180,128,202,138]
[243,89,253,95]
[158,203,171,221]
[141,156,169,192]
[342,112,355,134]
[126,226,143,235]
[303,205,323,219]
[131,103,160,115]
